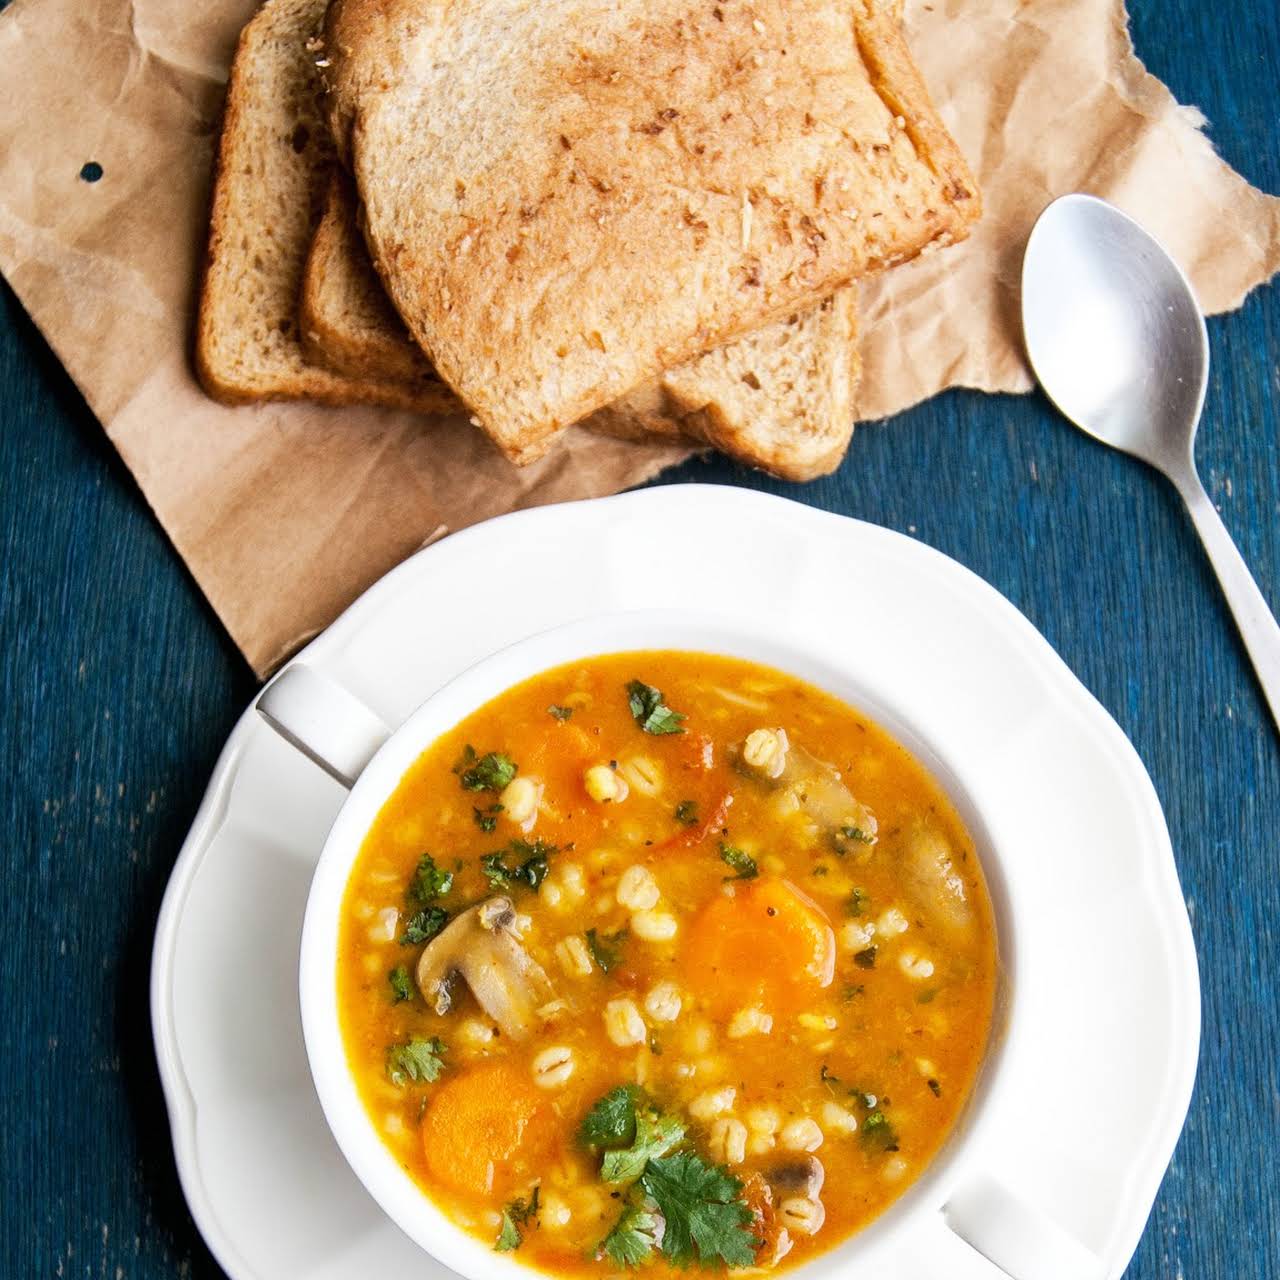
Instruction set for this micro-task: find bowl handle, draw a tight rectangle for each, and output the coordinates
[255,664,391,789]
[943,1175,1107,1280]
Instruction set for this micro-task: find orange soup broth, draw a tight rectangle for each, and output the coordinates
[337,652,998,1274]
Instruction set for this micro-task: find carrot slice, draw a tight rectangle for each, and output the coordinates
[684,878,836,1016]
[419,1060,553,1195]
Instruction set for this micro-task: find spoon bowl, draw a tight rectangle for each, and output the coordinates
[1022,193,1280,732]
[1022,193,1208,476]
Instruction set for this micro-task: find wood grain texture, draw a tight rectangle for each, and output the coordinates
[0,0,1277,1277]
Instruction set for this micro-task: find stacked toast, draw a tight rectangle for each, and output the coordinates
[197,0,978,481]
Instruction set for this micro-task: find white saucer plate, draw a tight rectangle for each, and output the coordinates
[151,484,1199,1280]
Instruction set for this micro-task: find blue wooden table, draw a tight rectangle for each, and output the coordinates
[1,3,1277,1276]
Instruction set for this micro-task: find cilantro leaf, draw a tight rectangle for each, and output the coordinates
[861,1110,899,1152]
[495,1189,540,1250]
[473,803,502,833]
[601,1203,663,1267]
[579,1085,642,1150]
[580,1087,685,1182]
[386,1036,446,1086]
[481,838,556,892]
[402,906,449,945]
[847,886,869,916]
[458,749,518,792]
[494,1212,521,1252]
[674,800,699,827]
[853,945,878,969]
[547,704,574,722]
[640,1152,756,1267]
[831,824,877,856]
[508,1188,540,1224]
[602,1107,686,1184]
[409,852,453,902]
[388,966,414,1003]
[585,927,627,974]
[718,841,758,880]
[626,681,686,735]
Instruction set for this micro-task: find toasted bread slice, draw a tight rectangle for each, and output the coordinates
[322,0,977,462]
[299,171,442,387]
[656,292,860,480]
[590,293,860,480]
[302,174,858,477]
[195,0,454,413]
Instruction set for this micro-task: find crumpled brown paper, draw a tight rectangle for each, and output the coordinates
[856,0,1280,418]
[0,0,1277,676]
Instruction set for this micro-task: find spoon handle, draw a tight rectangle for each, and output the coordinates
[1175,470,1280,733]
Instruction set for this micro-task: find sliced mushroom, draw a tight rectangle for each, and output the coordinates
[734,736,878,848]
[899,819,974,941]
[741,1172,792,1268]
[766,1155,825,1202]
[415,897,555,1041]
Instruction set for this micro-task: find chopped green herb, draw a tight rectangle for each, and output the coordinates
[481,838,556,891]
[861,1110,899,1152]
[402,906,449,945]
[578,1085,686,1184]
[649,1035,663,1056]
[581,1091,752,1267]
[388,966,414,1003]
[511,1188,540,1223]
[820,1063,842,1092]
[718,841,758,880]
[626,680,687,735]
[495,1188,540,1249]
[585,926,627,974]
[580,1085,644,1150]
[842,983,866,1001]
[640,1152,757,1267]
[927,1078,942,1098]
[386,1036,446,1086]
[674,800,699,826]
[494,1212,522,1252]
[603,1105,686,1184]
[473,803,502,833]
[547,704,575,722]
[601,1203,663,1267]
[917,987,939,1004]
[408,852,453,902]
[831,825,877,856]
[847,887,869,916]
[458,750,518,792]
[853,945,878,969]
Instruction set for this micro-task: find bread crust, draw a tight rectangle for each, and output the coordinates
[323,0,977,461]
[302,174,860,476]
[299,170,453,388]
[195,0,454,414]
[664,291,860,481]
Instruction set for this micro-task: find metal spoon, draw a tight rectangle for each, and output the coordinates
[1022,192,1280,731]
